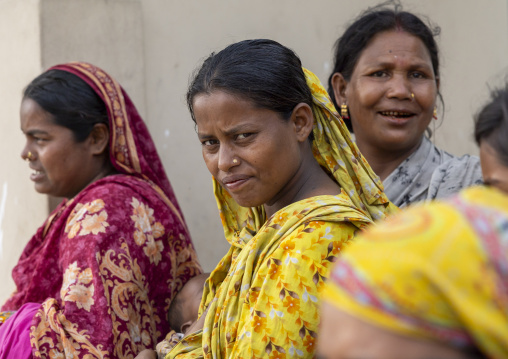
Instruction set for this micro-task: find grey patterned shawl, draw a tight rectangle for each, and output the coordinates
[383,136,483,207]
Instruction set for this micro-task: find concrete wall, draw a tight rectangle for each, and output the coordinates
[0,0,48,305]
[1,0,507,303]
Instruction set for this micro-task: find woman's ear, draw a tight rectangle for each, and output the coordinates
[331,72,348,106]
[180,320,194,335]
[88,123,110,156]
[291,103,314,142]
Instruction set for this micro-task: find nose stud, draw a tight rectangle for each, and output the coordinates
[25,151,33,162]
[411,93,415,101]
[233,159,238,164]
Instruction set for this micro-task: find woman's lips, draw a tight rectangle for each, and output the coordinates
[221,175,251,191]
[378,110,416,125]
[30,169,44,182]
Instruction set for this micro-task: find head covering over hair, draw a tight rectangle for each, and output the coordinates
[213,68,397,245]
[50,62,186,227]
[324,186,508,358]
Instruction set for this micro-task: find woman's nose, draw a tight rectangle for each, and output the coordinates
[20,144,32,162]
[217,145,239,172]
[386,75,412,100]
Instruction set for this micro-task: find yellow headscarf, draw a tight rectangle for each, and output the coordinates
[212,68,396,245]
[324,186,508,358]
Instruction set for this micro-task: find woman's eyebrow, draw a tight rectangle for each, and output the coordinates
[197,123,256,139]
[222,123,256,136]
[22,129,49,135]
[197,132,214,141]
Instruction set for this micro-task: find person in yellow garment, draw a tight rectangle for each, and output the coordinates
[318,186,508,359]
[136,39,396,359]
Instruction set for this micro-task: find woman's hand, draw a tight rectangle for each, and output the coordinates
[135,349,157,359]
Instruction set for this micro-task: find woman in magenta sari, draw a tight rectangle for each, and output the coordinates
[0,62,202,358]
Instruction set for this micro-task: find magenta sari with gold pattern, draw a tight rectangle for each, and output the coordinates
[0,63,202,358]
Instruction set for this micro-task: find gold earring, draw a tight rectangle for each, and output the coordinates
[25,151,32,162]
[433,107,438,120]
[233,159,238,164]
[340,103,349,120]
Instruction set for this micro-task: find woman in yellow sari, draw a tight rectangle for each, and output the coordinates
[319,185,508,359]
[138,39,396,359]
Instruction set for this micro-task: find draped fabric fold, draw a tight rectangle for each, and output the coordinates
[324,186,508,359]
[165,69,396,359]
[1,62,202,358]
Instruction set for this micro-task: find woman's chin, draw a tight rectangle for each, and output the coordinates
[236,200,263,208]
[378,134,425,154]
[34,185,64,199]
[33,184,49,195]
[231,195,264,208]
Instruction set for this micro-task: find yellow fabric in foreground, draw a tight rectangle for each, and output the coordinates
[166,69,396,359]
[324,186,508,359]
[168,193,370,359]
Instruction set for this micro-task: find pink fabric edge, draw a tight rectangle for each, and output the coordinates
[0,302,39,359]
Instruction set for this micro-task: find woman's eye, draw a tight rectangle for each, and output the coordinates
[202,139,218,146]
[370,70,387,77]
[236,133,252,140]
[410,71,426,79]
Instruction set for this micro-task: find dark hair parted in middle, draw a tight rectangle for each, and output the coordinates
[327,2,442,131]
[475,85,508,166]
[187,39,312,124]
[23,69,109,142]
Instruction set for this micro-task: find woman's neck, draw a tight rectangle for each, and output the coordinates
[263,149,340,218]
[356,138,423,181]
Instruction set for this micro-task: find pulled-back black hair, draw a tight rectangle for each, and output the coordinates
[475,85,508,166]
[327,1,442,131]
[186,39,313,124]
[23,70,109,142]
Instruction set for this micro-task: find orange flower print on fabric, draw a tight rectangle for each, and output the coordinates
[283,295,300,315]
[280,238,295,252]
[268,262,282,280]
[130,197,165,265]
[306,220,325,230]
[303,335,316,353]
[60,262,95,312]
[252,314,267,333]
[272,212,288,226]
[65,199,109,239]
[269,350,286,359]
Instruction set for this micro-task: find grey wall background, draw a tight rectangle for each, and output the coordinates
[1,0,507,303]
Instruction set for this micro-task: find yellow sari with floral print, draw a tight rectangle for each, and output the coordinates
[164,69,396,359]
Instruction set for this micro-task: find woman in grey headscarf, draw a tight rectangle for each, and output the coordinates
[328,4,482,207]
